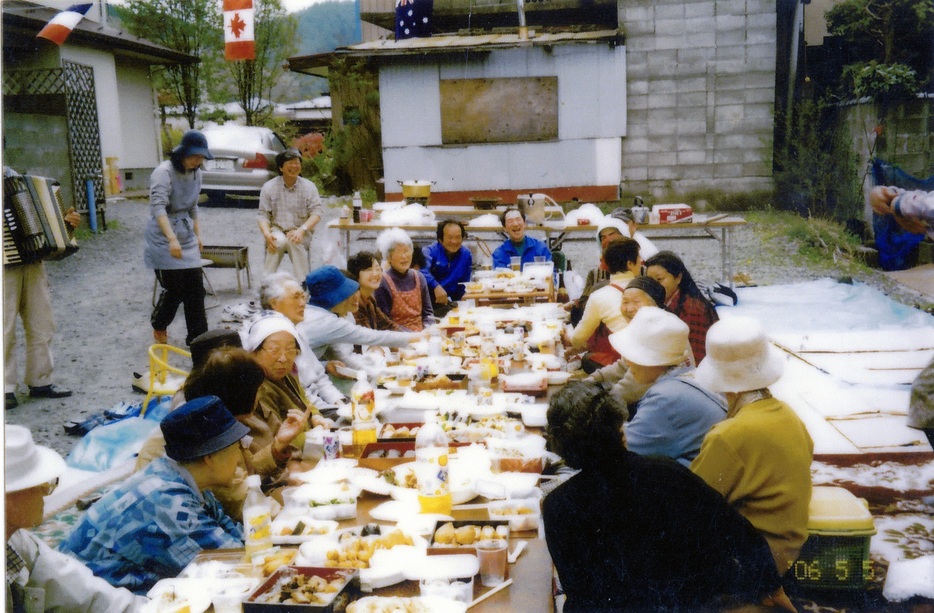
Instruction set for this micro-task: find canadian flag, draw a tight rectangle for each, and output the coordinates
[224,0,256,61]
[36,3,92,46]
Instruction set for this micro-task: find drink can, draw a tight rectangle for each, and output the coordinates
[322,432,339,460]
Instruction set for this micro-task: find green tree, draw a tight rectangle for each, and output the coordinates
[118,0,220,129]
[826,0,933,97]
[226,0,298,126]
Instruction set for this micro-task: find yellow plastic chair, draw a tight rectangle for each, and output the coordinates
[142,343,191,417]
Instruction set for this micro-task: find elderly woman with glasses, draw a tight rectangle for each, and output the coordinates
[373,228,434,331]
[543,382,793,613]
[258,272,347,407]
[244,312,329,438]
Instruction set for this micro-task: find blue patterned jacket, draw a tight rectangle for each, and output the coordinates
[59,457,243,594]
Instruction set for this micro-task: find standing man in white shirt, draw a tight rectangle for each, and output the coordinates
[257,149,323,280]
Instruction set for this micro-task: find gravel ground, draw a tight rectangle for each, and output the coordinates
[5,196,930,458]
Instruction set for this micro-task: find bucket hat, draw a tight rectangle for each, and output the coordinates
[175,130,214,160]
[242,311,300,352]
[5,425,66,492]
[189,328,242,369]
[595,218,631,247]
[694,316,784,393]
[305,265,359,310]
[161,395,250,462]
[609,306,690,367]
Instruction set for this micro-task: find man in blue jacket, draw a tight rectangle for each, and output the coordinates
[421,219,472,315]
[492,208,552,270]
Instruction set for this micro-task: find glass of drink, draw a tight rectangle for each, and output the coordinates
[510,256,521,272]
[476,539,508,586]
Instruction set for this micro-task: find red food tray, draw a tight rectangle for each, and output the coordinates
[243,567,359,611]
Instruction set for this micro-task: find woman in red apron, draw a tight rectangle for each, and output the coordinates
[374,228,434,331]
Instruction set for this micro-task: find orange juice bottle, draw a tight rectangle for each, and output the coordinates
[415,413,452,515]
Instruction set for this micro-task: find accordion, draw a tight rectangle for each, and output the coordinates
[3,173,79,266]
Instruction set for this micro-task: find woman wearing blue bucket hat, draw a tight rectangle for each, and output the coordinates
[144,130,214,346]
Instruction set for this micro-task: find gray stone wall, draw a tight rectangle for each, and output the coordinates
[3,112,76,210]
[841,98,934,182]
[619,0,777,200]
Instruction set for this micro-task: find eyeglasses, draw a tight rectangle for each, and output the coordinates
[43,478,59,496]
[259,345,300,359]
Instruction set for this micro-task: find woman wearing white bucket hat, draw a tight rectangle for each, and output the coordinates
[608,307,727,466]
[6,425,147,611]
[690,316,813,574]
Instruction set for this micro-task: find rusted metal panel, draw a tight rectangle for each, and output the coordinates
[440,77,557,144]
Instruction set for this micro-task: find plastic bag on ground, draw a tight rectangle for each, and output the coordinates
[66,417,160,472]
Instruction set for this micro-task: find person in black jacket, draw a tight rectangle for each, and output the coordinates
[542,382,796,613]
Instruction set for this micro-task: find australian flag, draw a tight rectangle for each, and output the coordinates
[395,0,433,40]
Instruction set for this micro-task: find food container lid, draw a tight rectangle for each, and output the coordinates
[806,486,876,534]
[404,554,480,582]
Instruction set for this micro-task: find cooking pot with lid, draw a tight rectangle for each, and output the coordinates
[399,180,434,199]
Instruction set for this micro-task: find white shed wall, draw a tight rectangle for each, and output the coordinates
[114,59,162,171]
[380,44,626,193]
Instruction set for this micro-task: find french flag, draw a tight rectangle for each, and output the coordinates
[36,3,92,46]
[224,0,256,61]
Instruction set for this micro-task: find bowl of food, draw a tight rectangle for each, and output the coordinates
[469,196,502,210]
[488,498,541,532]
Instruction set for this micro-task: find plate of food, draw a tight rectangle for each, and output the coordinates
[380,461,478,505]
[382,379,414,395]
[270,515,339,545]
[144,578,215,613]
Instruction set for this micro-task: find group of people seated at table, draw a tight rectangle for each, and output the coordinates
[6,205,814,612]
[545,315,812,612]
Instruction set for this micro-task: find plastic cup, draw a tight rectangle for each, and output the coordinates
[476,539,508,586]
[534,256,546,263]
[212,589,244,613]
[510,256,521,271]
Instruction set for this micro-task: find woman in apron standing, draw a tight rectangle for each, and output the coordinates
[144,130,212,346]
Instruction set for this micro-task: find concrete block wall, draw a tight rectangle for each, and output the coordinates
[842,98,934,181]
[619,0,777,199]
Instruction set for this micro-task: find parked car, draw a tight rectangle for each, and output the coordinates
[199,125,286,207]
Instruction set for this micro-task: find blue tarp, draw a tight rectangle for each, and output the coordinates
[726,278,934,334]
[871,159,932,271]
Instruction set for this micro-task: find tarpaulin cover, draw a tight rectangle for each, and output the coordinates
[871,159,932,271]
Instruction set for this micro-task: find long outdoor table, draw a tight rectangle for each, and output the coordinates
[329,214,747,286]
[351,491,555,612]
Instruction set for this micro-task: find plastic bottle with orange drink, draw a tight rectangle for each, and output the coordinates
[351,373,378,447]
[415,412,452,515]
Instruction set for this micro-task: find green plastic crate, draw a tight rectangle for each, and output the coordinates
[792,486,876,590]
